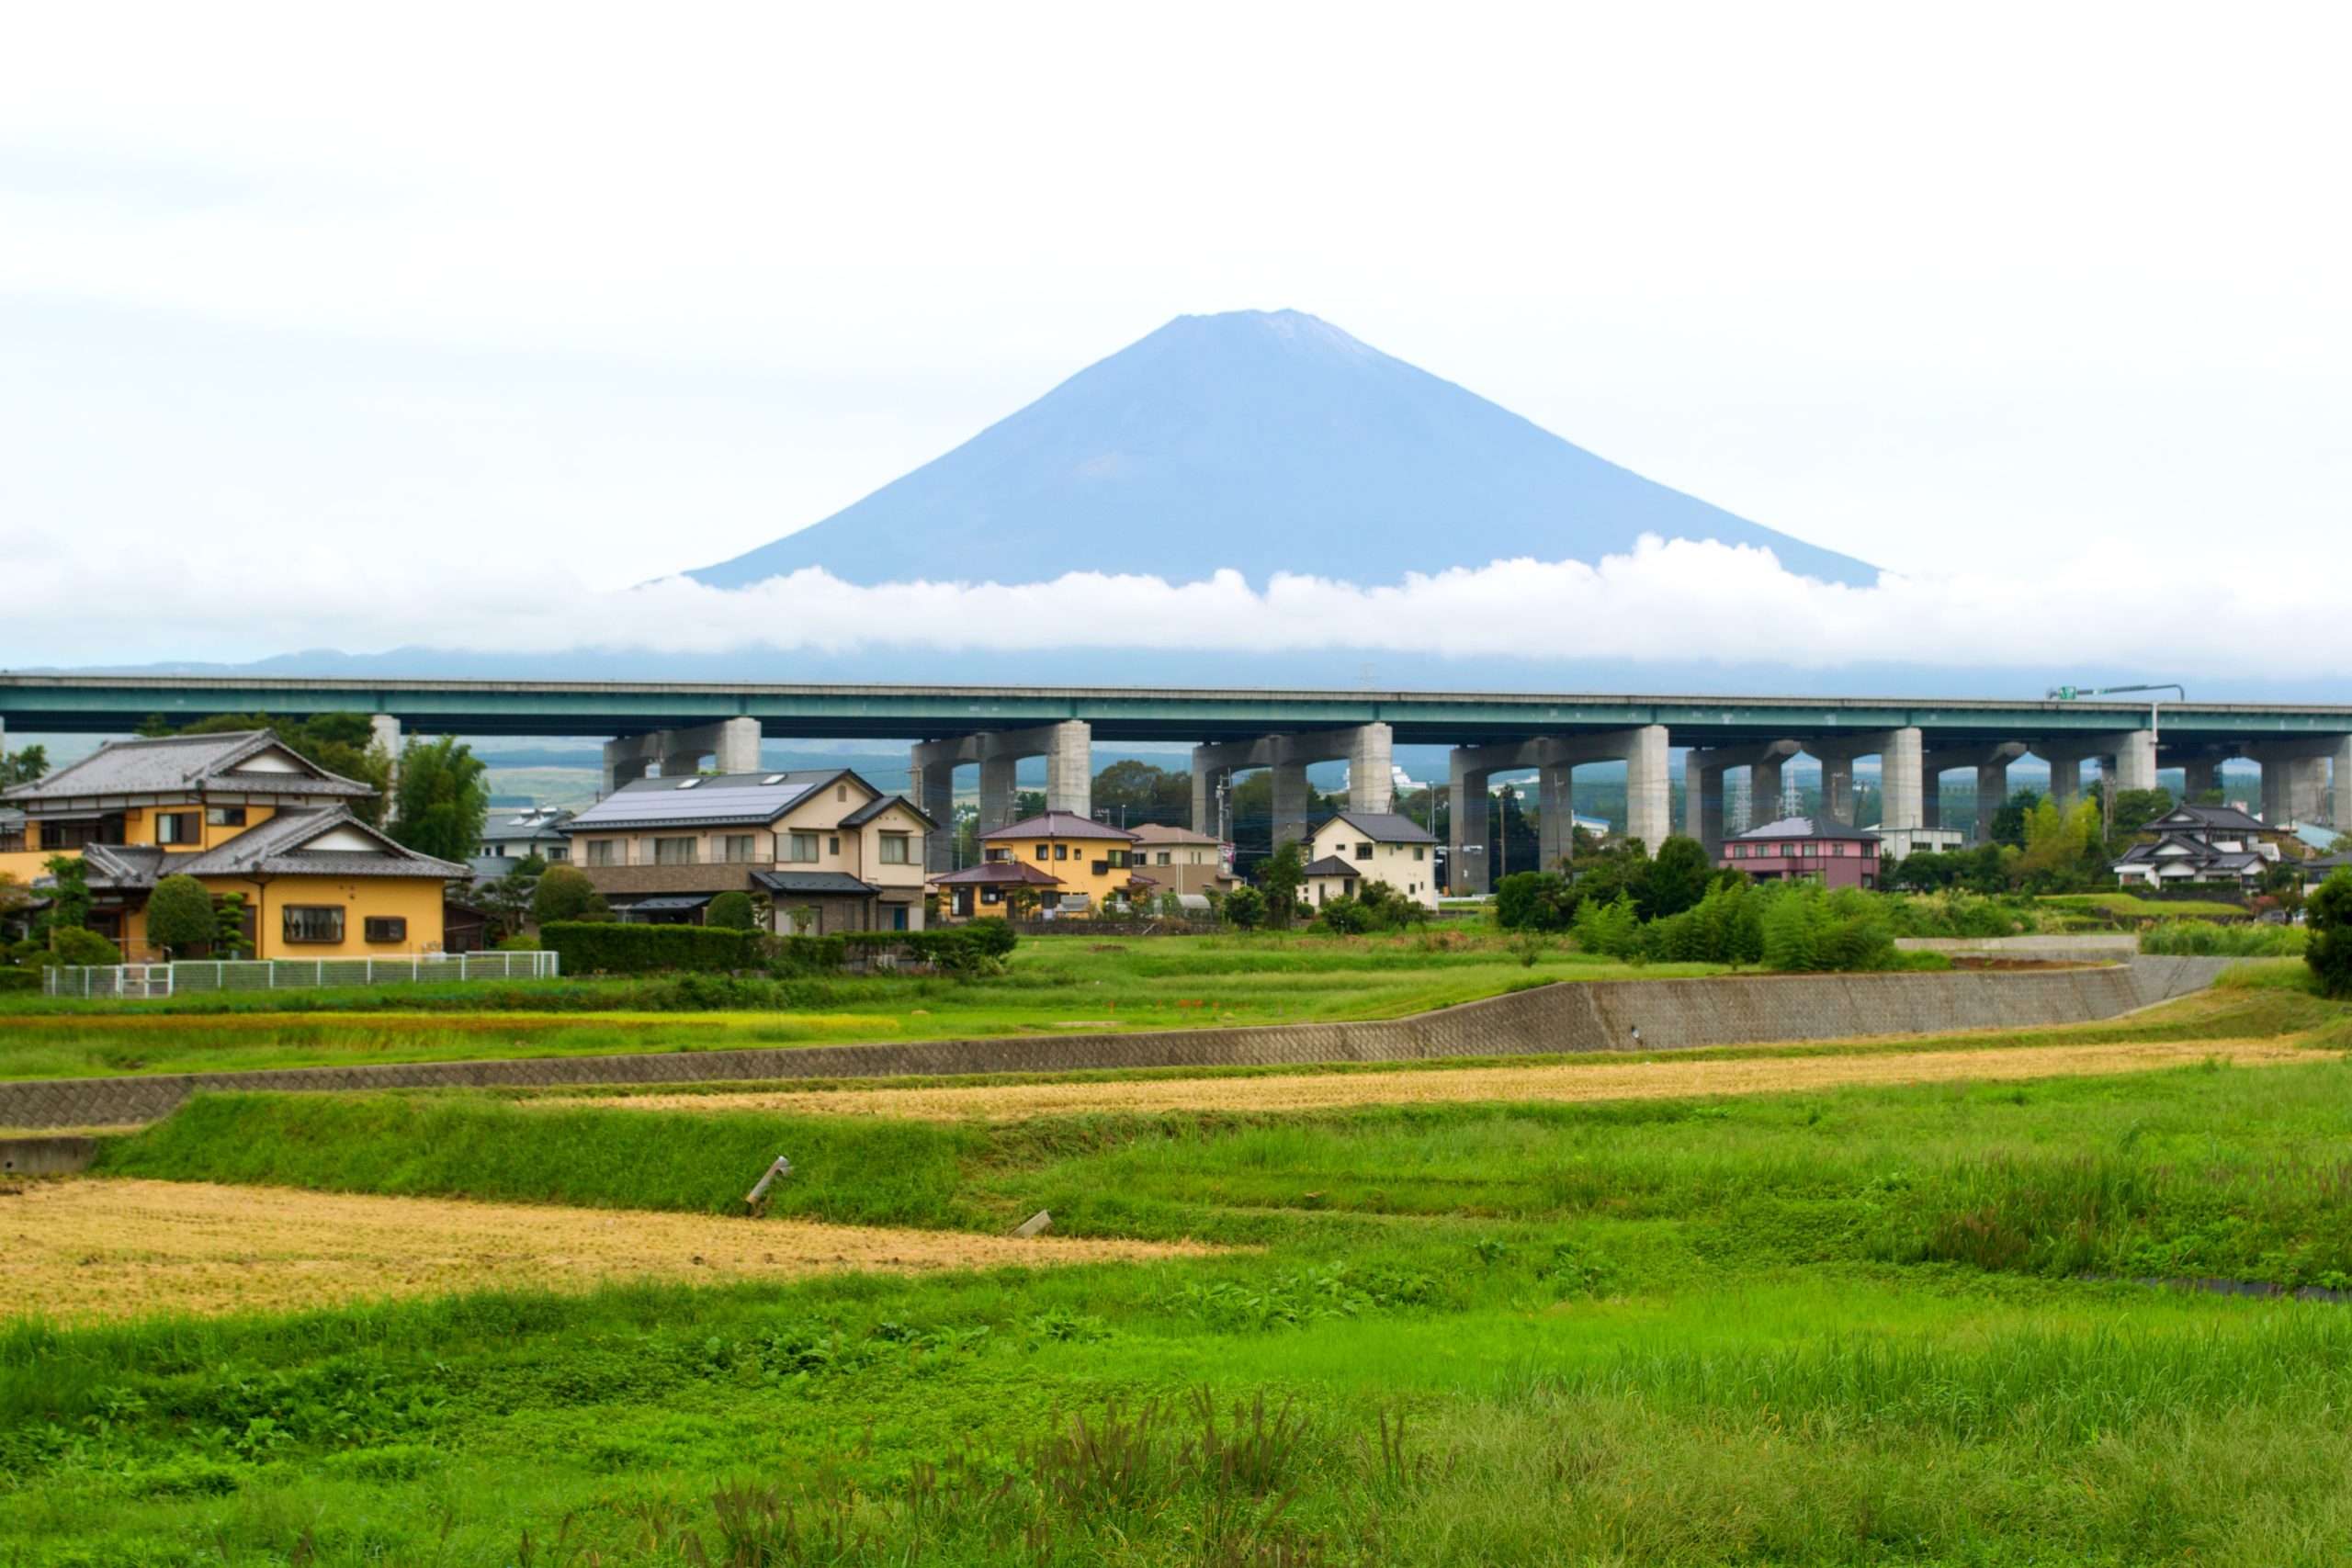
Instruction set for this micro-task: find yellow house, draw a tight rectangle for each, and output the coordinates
[1,729,464,960]
[933,810,1147,919]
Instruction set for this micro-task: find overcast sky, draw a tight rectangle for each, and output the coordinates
[4,3,2348,672]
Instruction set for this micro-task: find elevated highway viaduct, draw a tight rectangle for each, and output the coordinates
[4,675,2346,887]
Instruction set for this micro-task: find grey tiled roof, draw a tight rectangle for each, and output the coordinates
[169,807,466,880]
[1,730,372,803]
[979,810,1137,842]
[1129,823,1222,844]
[1314,811,1438,845]
[1730,815,1880,841]
[1303,855,1360,877]
[2152,804,2273,834]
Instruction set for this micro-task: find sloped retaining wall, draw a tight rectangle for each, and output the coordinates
[0,957,2234,1131]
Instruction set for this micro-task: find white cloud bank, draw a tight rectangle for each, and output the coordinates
[5,534,2344,680]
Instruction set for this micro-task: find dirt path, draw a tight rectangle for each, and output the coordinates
[0,1179,1206,1324]
[555,1038,2313,1122]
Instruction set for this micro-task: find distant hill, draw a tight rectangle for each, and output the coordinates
[685,310,1878,589]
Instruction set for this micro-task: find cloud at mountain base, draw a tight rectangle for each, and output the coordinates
[6,533,2342,681]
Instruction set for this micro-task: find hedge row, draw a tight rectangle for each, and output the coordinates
[539,921,761,976]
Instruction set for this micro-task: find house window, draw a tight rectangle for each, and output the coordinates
[585,840,617,867]
[0,820,20,854]
[986,847,1010,863]
[722,834,756,863]
[283,905,345,944]
[363,916,407,943]
[982,886,1002,904]
[1054,843,1069,860]
[1413,846,1425,861]
[1355,843,1374,861]
[205,806,247,828]
[828,835,840,856]
[786,832,820,863]
[654,836,698,865]
[879,834,910,864]
[1108,849,1127,868]
[836,784,848,802]
[548,846,569,862]
[1035,845,1050,861]
[154,811,200,845]
[1157,851,1171,865]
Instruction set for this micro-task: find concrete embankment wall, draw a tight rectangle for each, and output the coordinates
[0,957,2235,1132]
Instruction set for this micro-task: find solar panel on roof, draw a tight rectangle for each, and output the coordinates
[762,773,788,785]
[674,778,702,789]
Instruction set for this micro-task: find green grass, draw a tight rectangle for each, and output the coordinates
[12,995,2352,1564]
[2043,891,2249,921]
[0,932,1729,1081]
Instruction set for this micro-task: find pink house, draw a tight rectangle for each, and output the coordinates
[1717,816,1883,889]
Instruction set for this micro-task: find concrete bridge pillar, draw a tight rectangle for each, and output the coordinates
[917,760,957,873]
[1877,728,1924,832]
[1622,725,1672,855]
[1806,749,1857,823]
[1043,720,1091,817]
[370,714,401,793]
[2108,730,2157,796]
[1347,723,1395,814]
[978,754,1018,833]
[2177,755,2222,802]
[1449,750,1494,894]
[2048,757,2083,815]
[1749,756,1786,830]
[1975,759,2008,843]
[2335,738,2352,828]
[1272,761,1313,847]
[1538,764,1573,868]
[1684,758,1724,853]
[603,733,661,793]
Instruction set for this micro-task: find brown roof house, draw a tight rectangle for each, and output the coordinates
[562,769,936,933]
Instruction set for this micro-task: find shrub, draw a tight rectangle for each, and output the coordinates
[1221,886,1267,930]
[143,874,220,957]
[531,865,610,927]
[538,920,756,976]
[1495,871,1573,932]
[707,890,757,931]
[49,926,121,967]
[0,969,40,993]
[2306,869,2352,998]
[2139,920,2304,957]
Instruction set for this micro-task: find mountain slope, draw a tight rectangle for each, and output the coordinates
[686,310,1876,589]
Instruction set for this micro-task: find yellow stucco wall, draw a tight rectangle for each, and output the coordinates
[123,874,449,960]
[974,833,1139,914]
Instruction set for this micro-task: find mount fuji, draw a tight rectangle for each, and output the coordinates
[685,310,1877,590]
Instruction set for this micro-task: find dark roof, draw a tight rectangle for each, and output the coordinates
[2149,804,2274,834]
[1303,855,1360,877]
[46,809,462,888]
[1729,815,1881,842]
[752,870,883,896]
[978,810,1137,842]
[2,730,372,805]
[616,893,716,912]
[563,769,861,832]
[839,793,937,829]
[1312,810,1438,845]
[929,861,1064,886]
[479,809,573,844]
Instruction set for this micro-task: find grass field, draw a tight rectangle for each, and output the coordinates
[0,933,1730,1081]
[6,958,2352,1564]
[2043,891,2250,921]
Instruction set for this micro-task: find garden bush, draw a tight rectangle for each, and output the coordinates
[538,920,757,976]
[48,927,121,967]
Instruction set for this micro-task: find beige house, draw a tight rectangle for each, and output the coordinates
[1126,823,1235,898]
[1302,810,1440,911]
[562,769,934,933]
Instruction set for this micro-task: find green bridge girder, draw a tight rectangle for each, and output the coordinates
[2,674,2346,751]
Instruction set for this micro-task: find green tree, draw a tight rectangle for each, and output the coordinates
[1989,787,2042,849]
[2306,868,2352,998]
[1221,885,1267,930]
[41,855,93,938]
[482,852,547,936]
[707,890,757,931]
[1090,761,1191,824]
[532,863,610,925]
[2109,787,2175,839]
[1645,835,1716,919]
[143,874,220,958]
[390,735,491,863]
[1258,840,1306,926]
[50,926,120,966]
[213,891,254,957]
[1494,870,1573,931]
[0,744,49,788]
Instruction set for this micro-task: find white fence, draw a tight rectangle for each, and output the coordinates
[43,950,561,998]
